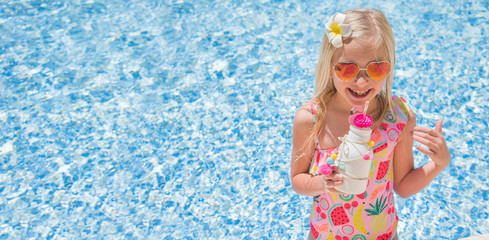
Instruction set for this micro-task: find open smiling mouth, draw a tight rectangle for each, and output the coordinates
[349,88,371,97]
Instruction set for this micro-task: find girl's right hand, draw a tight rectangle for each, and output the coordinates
[320,166,344,193]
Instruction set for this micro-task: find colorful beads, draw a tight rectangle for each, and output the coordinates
[326,157,334,165]
[368,140,375,148]
[363,154,370,160]
[338,162,345,169]
[331,153,337,160]
[319,164,333,175]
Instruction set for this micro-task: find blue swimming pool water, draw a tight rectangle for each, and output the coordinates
[1,0,488,239]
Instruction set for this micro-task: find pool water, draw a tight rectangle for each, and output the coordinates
[1,0,488,239]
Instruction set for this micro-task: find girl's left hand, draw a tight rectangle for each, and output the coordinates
[412,119,451,168]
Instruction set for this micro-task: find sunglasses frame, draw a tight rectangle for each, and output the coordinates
[333,61,391,81]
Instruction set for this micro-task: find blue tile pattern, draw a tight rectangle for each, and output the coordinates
[0,0,488,239]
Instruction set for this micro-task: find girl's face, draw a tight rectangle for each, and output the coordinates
[331,39,389,109]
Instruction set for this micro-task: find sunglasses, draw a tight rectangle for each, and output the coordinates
[333,61,391,81]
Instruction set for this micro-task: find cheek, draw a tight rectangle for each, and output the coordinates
[373,79,386,92]
[332,77,347,90]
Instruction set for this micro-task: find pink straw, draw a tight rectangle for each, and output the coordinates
[363,101,369,116]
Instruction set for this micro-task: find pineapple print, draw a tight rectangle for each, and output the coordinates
[365,196,388,234]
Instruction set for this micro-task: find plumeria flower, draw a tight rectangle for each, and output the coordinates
[325,13,352,48]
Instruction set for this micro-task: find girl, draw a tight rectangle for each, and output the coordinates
[290,9,451,240]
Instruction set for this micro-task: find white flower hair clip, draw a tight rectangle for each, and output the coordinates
[325,13,352,48]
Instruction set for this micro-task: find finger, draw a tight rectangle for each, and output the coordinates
[413,128,446,147]
[322,173,344,181]
[326,179,344,187]
[416,138,442,154]
[413,126,440,136]
[415,120,445,136]
[332,173,344,181]
[327,177,344,184]
[323,178,343,190]
[412,131,437,143]
[416,145,434,157]
[413,135,437,150]
[332,180,343,186]
[435,119,444,134]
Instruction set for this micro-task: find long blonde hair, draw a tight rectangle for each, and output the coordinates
[311,9,395,138]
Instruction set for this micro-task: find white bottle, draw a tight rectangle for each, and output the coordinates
[333,125,373,195]
[333,102,374,195]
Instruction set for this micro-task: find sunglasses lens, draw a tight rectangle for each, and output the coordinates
[334,63,359,81]
[367,62,391,80]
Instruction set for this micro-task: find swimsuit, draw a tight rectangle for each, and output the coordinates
[309,96,410,240]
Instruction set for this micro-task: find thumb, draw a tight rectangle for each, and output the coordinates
[435,119,443,133]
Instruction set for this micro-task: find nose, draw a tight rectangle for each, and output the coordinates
[355,69,370,84]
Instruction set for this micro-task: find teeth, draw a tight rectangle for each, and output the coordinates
[352,90,368,96]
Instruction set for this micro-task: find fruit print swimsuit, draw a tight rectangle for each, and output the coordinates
[309,96,410,240]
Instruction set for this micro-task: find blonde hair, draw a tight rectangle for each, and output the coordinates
[311,8,395,138]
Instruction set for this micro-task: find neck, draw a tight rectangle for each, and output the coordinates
[329,94,353,114]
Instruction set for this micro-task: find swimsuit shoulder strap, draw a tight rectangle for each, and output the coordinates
[308,102,322,149]
[391,95,411,126]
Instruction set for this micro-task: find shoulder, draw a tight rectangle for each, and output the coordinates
[293,100,320,132]
[292,101,318,154]
[294,102,315,126]
[404,107,416,132]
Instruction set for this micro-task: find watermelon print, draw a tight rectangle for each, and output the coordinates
[329,204,350,226]
[396,123,405,132]
[373,141,389,159]
[308,96,409,240]
[311,221,320,239]
[373,141,388,155]
[376,160,390,182]
[376,232,393,240]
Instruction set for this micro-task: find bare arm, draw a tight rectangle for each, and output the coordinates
[290,107,343,196]
[393,110,451,198]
